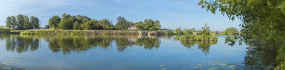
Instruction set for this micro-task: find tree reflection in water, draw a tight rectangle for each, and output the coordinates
[6,35,39,53]
[223,36,277,70]
[179,40,217,55]
[5,35,162,54]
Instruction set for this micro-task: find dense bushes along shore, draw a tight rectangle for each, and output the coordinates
[175,34,218,41]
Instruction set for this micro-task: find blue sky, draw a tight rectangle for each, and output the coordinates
[0,0,241,31]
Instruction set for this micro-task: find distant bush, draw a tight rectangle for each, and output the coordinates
[175,34,217,41]
[161,30,174,35]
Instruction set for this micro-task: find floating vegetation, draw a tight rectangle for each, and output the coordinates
[160,64,164,67]
[1,62,13,65]
[187,61,275,70]
[0,57,31,70]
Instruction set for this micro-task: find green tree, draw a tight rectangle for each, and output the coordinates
[154,20,161,30]
[45,25,50,29]
[10,16,17,29]
[16,14,25,29]
[5,16,11,29]
[48,15,61,29]
[115,16,129,30]
[201,23,210,35]
[225,27,239,35]
[23,15,31,29]
[73,21,79,30]
[215,31,219,35]
[183,28,194,35]
[59,13,75,29]
[198,0,285,49]
[29,16,40,29]
[173,27,183,35]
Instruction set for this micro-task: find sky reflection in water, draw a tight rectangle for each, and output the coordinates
[0,35,276,70]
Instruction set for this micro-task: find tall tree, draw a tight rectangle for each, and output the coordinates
[5,16,11,29]
[115,16,128,30]
[48,15,61,29]
[33,17,40,29]
[73,21,79,30]
[10,16,17,29]
[154,20,161,30]
[23,15,31,29]
[16,14,25,29]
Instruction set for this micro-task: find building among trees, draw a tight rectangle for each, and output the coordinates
[128,23,140,30]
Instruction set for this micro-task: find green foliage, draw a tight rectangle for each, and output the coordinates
[198,0,285,49]
[0,28,10,34]
[199,23,210,35]
[30,16,40,29]
[23,15,31,29]
[59,13,75,29]
[45,25,50,29]
[173,27,183,35]
[135,19,161,31]
[115,16,129,30]
[183,28,195,34]
[175,34,217,41]
[161,30,174,35]
[49,15,61,29]
[73,21,79,30]
[16,14,25,29]
[215,31,219,35]
[6,14,39,30]
[225,27,239,35]
[55,13,114,30]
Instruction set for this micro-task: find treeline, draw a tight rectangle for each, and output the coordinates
[171,23,239,35]
[48,13,161,30]
[135,19,161,31]
[5,14,40,30]
[48,13,115,30]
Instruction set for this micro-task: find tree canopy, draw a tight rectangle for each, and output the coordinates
[225,27,239,35]
[5,14,39,30]
[135,19,161,31]
[48,15,61,29]
[198,0,285,49]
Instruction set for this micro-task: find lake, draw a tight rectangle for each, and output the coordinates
[0,35,277,70]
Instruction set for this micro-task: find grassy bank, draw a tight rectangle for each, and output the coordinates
[20,29,139,36]
[175,34,218,41]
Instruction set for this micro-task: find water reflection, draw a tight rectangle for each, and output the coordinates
[4,35,164,54]
[224,36,277,69]
[6,35,39,53]
[178,41,217,55]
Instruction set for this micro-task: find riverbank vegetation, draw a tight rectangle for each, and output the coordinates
[20,29,138,36]
[175,34,217,41]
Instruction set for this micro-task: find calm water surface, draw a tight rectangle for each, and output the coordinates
[0,35,276,70]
